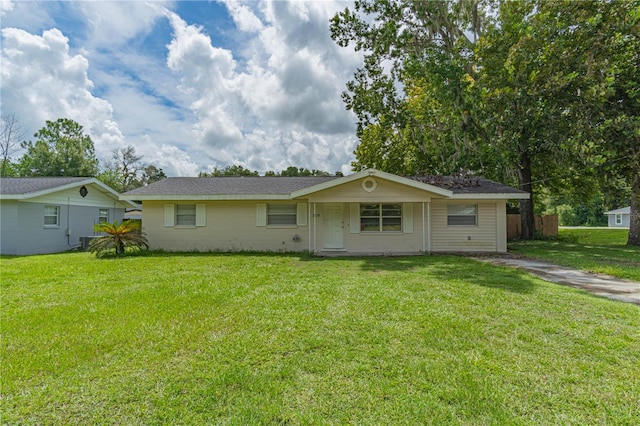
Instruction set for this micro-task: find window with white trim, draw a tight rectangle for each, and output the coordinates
[44,205,60,227]
[176,204,196,226]
[360,203,402,232]
[99,209,109,223]
[615,214,622,225]
[267,204,297,225]
[447,204,477,226]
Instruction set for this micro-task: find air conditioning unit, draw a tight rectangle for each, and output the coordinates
[79,236,99,250]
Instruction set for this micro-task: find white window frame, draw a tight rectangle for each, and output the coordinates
[360,203,402,232]
[44,205,60,227]
[267,204,297,226]
[615,214,622,225]
[447,204,477,226]
[98,208,109,223]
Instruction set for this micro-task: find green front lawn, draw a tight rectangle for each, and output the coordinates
[509,228,640,281]
[2,252,639,424]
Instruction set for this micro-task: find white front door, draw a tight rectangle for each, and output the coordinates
[323,203,344,249]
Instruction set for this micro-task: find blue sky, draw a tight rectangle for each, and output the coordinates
[1,1,361,176]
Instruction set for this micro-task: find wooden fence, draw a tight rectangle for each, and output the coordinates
[507,214,558,240]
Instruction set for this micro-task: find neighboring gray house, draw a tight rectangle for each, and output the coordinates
[604,206,631,228]
[0,177,136,255]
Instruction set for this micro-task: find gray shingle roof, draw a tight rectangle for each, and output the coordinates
[0,177,92,195]
[604,206,631,215]
[123,176,340,196]
[408,176,527,194]
[122,175,525,197]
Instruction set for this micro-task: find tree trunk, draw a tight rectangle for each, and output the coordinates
[627,169,640,246]
[517,151,535,240]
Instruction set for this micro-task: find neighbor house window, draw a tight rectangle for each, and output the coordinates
[44,205,60,227]
[176,204,196,226]
[360,203,402,232]
[447,204,477,226]
[267,204,297,225]
[615,214,622,225]
[99,209,109,223]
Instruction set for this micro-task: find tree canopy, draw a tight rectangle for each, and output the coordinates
[19,118,99,177]
[331,0,640,244]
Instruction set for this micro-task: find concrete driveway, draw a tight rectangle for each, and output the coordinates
[479,257,640,306]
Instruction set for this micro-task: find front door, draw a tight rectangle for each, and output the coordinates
[323,203,344,249]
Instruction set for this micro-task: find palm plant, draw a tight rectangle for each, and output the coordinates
[89,220,149,258]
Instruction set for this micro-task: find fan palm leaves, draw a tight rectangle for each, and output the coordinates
[89,220,149,258]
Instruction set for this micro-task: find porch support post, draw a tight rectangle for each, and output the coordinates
[427,202,432,253]
[313,203,317,254]
[422,202,426,254]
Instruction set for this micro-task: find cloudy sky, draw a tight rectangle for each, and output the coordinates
[1,0,362,176]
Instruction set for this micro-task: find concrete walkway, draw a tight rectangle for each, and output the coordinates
[479,257,640,306]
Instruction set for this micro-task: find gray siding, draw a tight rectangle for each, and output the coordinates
[1,201,124,255]
[607,214,630,228]
[0,201,19,255]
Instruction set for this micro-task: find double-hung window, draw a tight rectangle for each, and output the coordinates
[267,204,297,225]
[447,204,477,226]
[99,209,109,223]
[44,205,60,227]
[615,214,622,225]
[360,203,402,232]
[176,204,196,226]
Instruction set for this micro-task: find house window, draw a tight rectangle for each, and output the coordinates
[615,214,622,225]
[268,204,297,225]
[447,204,477,226]
[99,209,109,223]
[44,205,60,227]
[360,203,402,232]
[176,204,196,226]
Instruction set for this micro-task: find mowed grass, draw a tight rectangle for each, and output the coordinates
[509,228,640,281]
[2,252,639,425]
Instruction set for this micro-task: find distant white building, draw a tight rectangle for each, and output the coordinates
[604,206,631,228]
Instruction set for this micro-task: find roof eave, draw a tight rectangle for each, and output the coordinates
[450,193,530,200]
[120,194,293,201]
[291,169,454,198]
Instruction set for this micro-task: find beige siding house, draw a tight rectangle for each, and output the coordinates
[121,169,528,255]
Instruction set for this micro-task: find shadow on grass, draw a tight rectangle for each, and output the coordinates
[83,249,536,294]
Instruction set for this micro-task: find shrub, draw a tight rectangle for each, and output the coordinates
[89,220,149,258]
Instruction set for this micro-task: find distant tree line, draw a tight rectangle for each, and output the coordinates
[199,165,343,177]
[0,117,166,192]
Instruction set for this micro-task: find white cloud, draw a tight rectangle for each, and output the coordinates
[1,1,362,176]
[0,27,125,158]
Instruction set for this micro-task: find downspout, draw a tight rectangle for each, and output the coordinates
[66,197,79,248]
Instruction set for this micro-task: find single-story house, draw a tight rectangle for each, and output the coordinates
[120,169,528,255]
[0,177,136,255]
[604,206,631,228]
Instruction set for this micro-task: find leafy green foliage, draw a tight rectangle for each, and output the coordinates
[19,118,99,177]
[199,164,259,177]
[98,145,167,192]
[331,0,639,243]
[89,220,149,258]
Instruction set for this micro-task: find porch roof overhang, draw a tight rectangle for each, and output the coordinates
[291,169,454,199]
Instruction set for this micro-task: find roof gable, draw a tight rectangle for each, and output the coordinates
[290,169,454,198]
[0,177,136,207]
